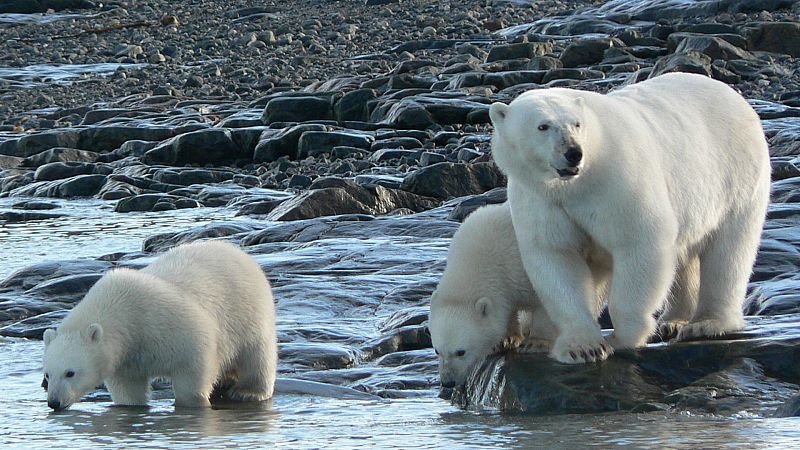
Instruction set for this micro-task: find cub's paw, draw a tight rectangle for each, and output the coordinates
[677,318,744,341]
[656,320,688,341]
[549,334,612,364]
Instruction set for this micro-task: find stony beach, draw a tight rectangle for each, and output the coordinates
[0,0,799,418]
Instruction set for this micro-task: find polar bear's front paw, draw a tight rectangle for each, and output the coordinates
[656,320,688,341]
[676,318,744,341]
[549,334,612,364]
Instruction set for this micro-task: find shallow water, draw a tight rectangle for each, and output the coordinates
[3,338,800,449]
[1,198,799,448]
[0,63,147,89]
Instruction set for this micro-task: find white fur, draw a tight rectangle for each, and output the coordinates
[489,73,770,363]
[429,202,563,388]
[42,240,277,409]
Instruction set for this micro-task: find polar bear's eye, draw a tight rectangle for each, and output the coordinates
[537,124,549,131]
[65,370,75,378]
[455,350,466,357]
[575,122,581,128]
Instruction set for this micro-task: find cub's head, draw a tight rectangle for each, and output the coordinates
[429,296,509,389]
[42,324,107,411]
[490,92,588,183]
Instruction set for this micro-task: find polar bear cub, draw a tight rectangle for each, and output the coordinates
[43,240,277,410]
[430,202,566,388]
[489,72,770,364]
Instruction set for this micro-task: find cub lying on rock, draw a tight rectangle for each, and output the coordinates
[42,240,277,410]
[490,72,770,363]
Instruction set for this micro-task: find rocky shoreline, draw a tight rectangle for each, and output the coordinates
[1,0,799,416]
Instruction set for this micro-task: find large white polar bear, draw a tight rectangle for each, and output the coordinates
[489,72,770,364]
[430,202,564,388]
[43,240,277,409]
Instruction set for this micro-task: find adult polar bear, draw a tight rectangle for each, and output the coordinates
[43,241,277,409]
[489,73,770,364]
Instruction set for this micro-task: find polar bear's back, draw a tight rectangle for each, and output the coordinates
[141,240,275,324]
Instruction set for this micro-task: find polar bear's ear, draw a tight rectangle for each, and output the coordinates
[85,323,103,343]
[475,297,492,318]
[43,329,57,347]
[489,103,509,126]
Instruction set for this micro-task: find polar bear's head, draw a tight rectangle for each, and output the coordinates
[429,296,510,389]
[42,324,108,410]
[490,91,588,183]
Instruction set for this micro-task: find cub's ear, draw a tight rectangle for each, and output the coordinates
[85,323,103,343]
[489,102,509,126]
[475,297,492,318]
[43,329,57,347]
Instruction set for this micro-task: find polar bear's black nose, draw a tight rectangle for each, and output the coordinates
[48,400,62,410]
[565,146,583,166]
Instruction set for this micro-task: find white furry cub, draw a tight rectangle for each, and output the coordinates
[429,202,560,387]
[43,240,277,409]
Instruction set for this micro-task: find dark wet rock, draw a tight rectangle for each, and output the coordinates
[6,130,80,158]
[254,124,327,162]
[21,148,100,168]
[280,343,358,370]
[672,35,753,61]
[0,1,96,14]
[486,42,553,63]
[369,149,421,163]
[447,187,508,222]
[650,51,712,78]
[34,162,96,182]
[541,68,605,84]
[0,155,22,169]
[560,38,624,68]
[419,151,446,167]
[361,324,432,361]
[76,126,182,153]
[266,184,439,221]
[402,162,506,200]
[374,100,436,130]
[25,273,102,301]
[380,306,430,332]
[236,198,286,216]
[0,211,65,222]
[747,22,800,57]
[447,70,546,90]
[354,174,404,189]
[144,129,248,165]
[241,214,458,246]
[152,168,236,186]
[0,259,111,292]
[11,201,58,211]
[335,89,377,122]
[372,137,423,151]
[143,223,264,253]
[11,173,108,198]
[114,194,202,213]
[776,394,800,417]
[289,174,313,189]
[454,315,800,415]
[297,131,374,158]
[262,96,334,124]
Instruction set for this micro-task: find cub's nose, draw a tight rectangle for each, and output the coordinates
[441,380,456,389]
[48,400,63,410]
[564,146,583,166]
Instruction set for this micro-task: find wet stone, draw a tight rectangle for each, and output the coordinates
[262,96,333,124]
[485,42,553,63]
[144,129,248,165]
[254,124,327,162]
[34,162,96,182]
[560,38,624,68]
[297,131,374,158]
[454,315,800,415]
[402,162,506,200]
[21,148,100,168]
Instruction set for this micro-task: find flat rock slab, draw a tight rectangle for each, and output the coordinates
[453,315,800,415]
